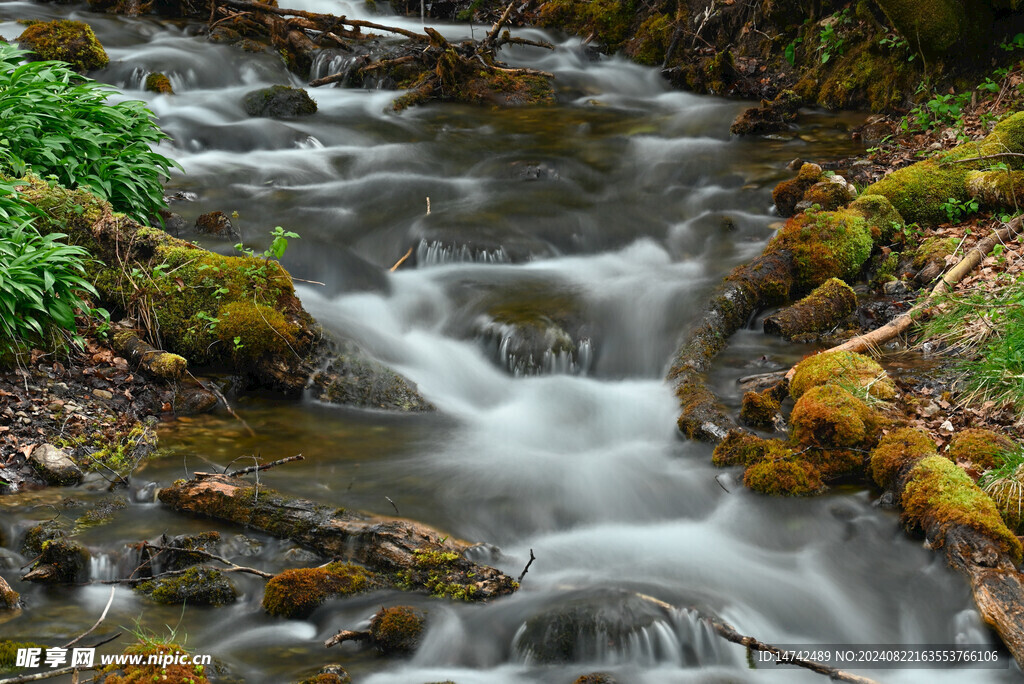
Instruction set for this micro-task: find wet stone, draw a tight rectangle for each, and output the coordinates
[29,444,82,486]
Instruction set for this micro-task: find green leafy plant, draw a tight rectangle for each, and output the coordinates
[0,42,181,224]
[903,86,972,133]
[939,197,980,223]
[784,35,803,66]
[879,33,914,61]
[1000,33,1024,52]
[817,9,851,64]
[0,178,97,351]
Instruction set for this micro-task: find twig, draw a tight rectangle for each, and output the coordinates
[226,453,304,476]
[189,372,256,438]
[324,629,370,647]
[484,1,515,48]
[389,247,413,272]
[63,586,116,648]
[385,496,400,516]
[0,666,83,683]
[714,474,731,493]
[517,548,535,583]
[142,542,274,579]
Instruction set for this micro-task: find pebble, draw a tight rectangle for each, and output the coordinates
[92,389,114,400]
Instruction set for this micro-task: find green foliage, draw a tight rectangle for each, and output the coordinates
[818,9,852,65]
[1000,33,1024,52]
[234,226,300,262]
[0,178,97,351]
[0,43,180,224]
[939,196,980,222]
[784,36,803,66]
[878,33,914,61]
[903,86,971,133]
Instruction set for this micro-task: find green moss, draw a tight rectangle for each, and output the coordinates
[713,430,769,467]
[790,349,897,401]
[817,40,911,112]
[21,520,66,556]
[801,180,853,212]
[966,169,1024,208]
[148,351,187,379]
[537,0,636,52]
[912,237,957,269]
[17,20,109,72]
[627,13,673,66]
[865,113,1024,226]
[369,606,425,655]
[59,421,156,476]
[848,194,905,244]
[135,566,237,605]
[97,641,210,684]
[739,391,780,429]
[144,72,173,94]
[1,642,46,671]
[873,0,985,61]
[73,495,128,532]
[790,384,880,449]
[396,549,479,600]
[769,207,873,292]
[903,455,1022,561]
[870,427,937,488]
[262,563,375,618]
[743,454,825,496]
[33,538,90,583]
[947,429,1016,471]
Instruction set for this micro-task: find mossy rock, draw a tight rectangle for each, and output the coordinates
[625,13,673,66]
[798,177,857,213]
[790,350,897,402]
[903,455,1022,561]
[947,428,1016,471]
[536,0,636,52]
[772,163,823,218]
[244,85,318,117]
[144,72,173,94]
[0,581,18,611]
[769,207,873,292]
[29,538,90,583]
[20,520,67,556]
[848,194,904,244]
[308,345,433,411]
[912,237,957,269]
[134,566,238,605]
[873,0,988,61]
[743,454,825,496]
[574,674,618,684]
[870,427,937,489]
[96,641,211,683]
[296,665,352,684]
[369,606,426,655]
[865,112,1024,226]
[1,641,47,671]
[739,390,780,429]
[712,430,786,467]
[155,531,222,572]
[17,20,109,72]
[790,384,880,450]
[262,563,376,618]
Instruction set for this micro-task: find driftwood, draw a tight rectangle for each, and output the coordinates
[782,215,1024,383]
[158,473,518,599]
[667,250,794,440]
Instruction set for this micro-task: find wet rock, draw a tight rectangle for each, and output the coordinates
[208,26,241,44]
[23,537,90,583]
[297,665,351,684]
[134,566,237,605]
[794,175,857,213]
[244,85,318,118]
[17,20,109,72]
[157,210,188,236]
[0,575,19,610]
[369,605,425,655]
[883,280,910,296]
[511,161,559,181]
[772,162,823,218]
[730,90,801,136]
[28,444,82,486]
[308,343,433,411]
[144,72,173,94]
[20,520,68,557]
[172,385,219,415]
[194,210,239,239]
[574,675,618,684]
[859,115,897,145]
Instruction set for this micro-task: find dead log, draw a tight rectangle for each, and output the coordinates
[763,277,856,341]
[112,329,187,381]
[667,250,794,440]
[158,473,517,600]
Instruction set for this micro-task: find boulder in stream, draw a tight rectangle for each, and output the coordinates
[308,343,433,411]
[28,444,82,487]
[244,85,318,118]
[262,562,377,618]
[134,566,238,605]
[16,20,109,72]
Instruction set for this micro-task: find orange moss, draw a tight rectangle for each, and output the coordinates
[369,605,425,655]
[739,391,780,429]
[712,430,778,467]
[869,428,937,489]
[262,563,375,618]
[789,349,896,401]
[790,385,880,449]
[98,642,210,684]
[947,428,1016,471]
[743,455,825,496]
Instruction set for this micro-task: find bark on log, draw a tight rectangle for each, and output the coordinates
[763,277,856,341]
[667,250,794,441]
[158,473,518,600]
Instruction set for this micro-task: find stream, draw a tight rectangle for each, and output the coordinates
[0,1,1018,682]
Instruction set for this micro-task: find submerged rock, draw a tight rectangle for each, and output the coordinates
[308,342,433,411]
[144,72,173,94]
[730,90,801,136]
[23,537,90,583]
[244,85,318,118]
[134,566,238,605]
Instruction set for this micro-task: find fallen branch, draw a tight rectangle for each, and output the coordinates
[0,667,83,684]
[142,542,274,579]
[158,473,518,599]
[226,453,303,476]
[214,0,430,40]
[517,548,535,583]
[783,215,1024,383]
[389,246,413,272]
[62,586,115,648]
[324,629,370,648]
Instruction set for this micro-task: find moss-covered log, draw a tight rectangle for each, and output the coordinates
[158,473,518,600]
[763,277,856,340]
[112,330,187,381]
[869,437,1024,668]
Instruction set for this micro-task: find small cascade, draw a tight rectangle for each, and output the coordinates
[416,239,511,266]
[309,51,363,87]
[89,553,117,582]
[478,319,593,376]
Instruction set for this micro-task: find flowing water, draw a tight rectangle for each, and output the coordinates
[0,2,1017,682]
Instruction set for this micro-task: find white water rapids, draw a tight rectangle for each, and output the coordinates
[0,0,1018,681]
